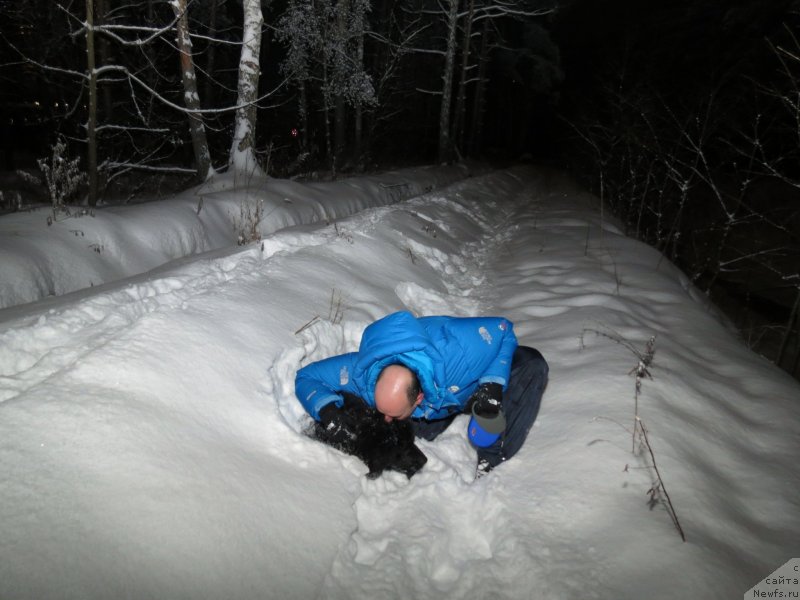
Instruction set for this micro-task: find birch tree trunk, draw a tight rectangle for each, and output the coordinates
[86,0,98,206]
[172,0,213,181]
[229,0,264,177]
[437,0,459,164]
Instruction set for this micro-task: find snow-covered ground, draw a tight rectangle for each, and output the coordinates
[1,165,798,600]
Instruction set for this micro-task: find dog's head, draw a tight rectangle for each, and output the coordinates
[359,419,428,479]
[311,397,427,479]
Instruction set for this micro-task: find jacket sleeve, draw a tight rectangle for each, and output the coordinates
[476,318,518,389]
[295,352,360,420]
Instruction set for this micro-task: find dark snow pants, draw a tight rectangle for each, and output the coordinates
[412,346,548,469]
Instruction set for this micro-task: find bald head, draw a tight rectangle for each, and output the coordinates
[374,364,422,422]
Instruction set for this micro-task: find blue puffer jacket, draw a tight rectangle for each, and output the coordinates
[295,311,518,421]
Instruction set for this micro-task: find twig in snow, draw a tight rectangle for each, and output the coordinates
[581,326,685,542]
[328,288,347,324]
[295,315,320,335]
[636,416,686,542]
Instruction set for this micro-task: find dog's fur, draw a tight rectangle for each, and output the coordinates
[308,394,427,479]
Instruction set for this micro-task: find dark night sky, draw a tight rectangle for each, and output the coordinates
[551,0,796,126]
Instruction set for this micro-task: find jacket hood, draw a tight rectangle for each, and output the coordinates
[354,311,446,407]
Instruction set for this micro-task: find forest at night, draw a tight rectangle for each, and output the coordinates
[2,0,798,377]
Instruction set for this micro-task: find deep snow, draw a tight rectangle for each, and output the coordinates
[0,165,798,600]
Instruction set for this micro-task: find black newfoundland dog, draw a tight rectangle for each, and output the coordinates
[308,393,427,479]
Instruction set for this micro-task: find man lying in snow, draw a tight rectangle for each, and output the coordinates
[295,311,548,477]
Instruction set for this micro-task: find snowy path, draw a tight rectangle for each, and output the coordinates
[1,166,799,600]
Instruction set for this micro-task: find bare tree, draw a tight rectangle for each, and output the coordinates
[468,16,492,154]
[85,0,99,206]
[452,0,476,151]
[437,0,459,163]
[171,0,214,181]
[202,0,223,109]
[229,0,264,177]
[566,14,800,377]
[277,0,375,172]
[416,0,555,163]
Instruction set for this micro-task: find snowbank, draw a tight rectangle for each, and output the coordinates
[0,164,473,310]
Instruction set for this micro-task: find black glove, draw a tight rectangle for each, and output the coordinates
[464,382,503,416]
[318,402,357,448]
[319,402,339,424]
